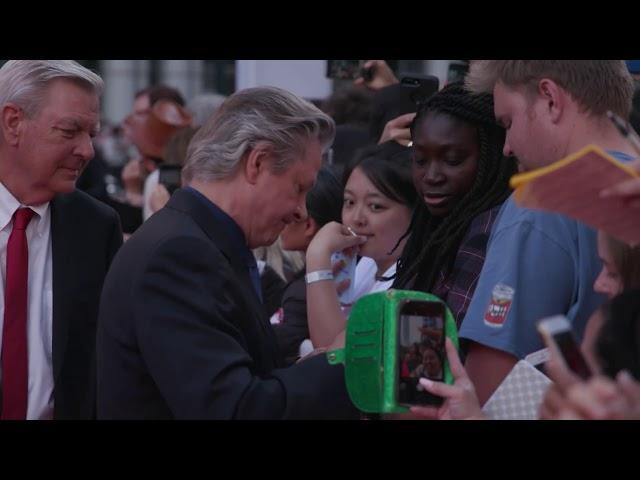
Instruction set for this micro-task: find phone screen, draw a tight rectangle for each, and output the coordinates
[326,60,364,80]
[397,300,446,406]
[552,330,592,380]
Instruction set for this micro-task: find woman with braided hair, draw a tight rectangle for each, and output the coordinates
[393,81,518,326]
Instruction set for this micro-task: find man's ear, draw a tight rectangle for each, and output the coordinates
[244,141,273,185]
[537,79,565,124]
[1,103,25,146]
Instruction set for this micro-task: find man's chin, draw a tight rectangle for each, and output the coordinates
[249,229,284,249]
[57,181,77,194]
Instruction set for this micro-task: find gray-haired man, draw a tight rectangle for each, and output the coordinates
[97,86,362,419]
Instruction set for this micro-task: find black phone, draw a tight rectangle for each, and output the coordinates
[158,164,182,195]
[397,300,446,407]
[400,75,440,105]
[326,60,372,81]
[537,315,592,380]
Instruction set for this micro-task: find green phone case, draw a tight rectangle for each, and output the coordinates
[327,289,459,414]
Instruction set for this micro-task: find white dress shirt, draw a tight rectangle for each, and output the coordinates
[0,181,54,420]
[351,256,396,301]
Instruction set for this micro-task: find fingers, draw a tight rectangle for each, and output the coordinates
[338,234,367,251]
[538,384,565,419]
[563,383,610,419]
[419,377,459,399]
[379,113,416,145]
[444,337,467,381]
[335,278,350,295]
[388,112,417,128]
[600,177,640,204]
[616,370,640,418]
[617,370,640,398]
[308,222,366,260]
[356,60,398,91]
[409,406,440,420]
[332,259,346,276]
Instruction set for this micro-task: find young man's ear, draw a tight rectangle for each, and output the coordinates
[537,79,564,123]
[1,103,25,146]
[244,141,273,185]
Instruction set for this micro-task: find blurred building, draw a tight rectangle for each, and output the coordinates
[0,60,459,125]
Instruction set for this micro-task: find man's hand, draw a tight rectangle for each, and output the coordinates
[354,60,399,91]
[600,158,640,209]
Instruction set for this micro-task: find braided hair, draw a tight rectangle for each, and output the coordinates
[393,82,518,292]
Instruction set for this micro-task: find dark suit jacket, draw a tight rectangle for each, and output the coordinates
[50,189,122,419]
[272,272,309,366]
[97,188,358,419]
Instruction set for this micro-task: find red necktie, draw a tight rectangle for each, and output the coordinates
[1,207,35,420]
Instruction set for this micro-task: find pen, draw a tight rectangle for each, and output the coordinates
[607,110,640,157]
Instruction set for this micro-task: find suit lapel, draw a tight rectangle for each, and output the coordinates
[167,190,281,363]
[50,196,73,382]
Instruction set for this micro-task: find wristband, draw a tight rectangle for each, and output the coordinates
[305,269,334,284]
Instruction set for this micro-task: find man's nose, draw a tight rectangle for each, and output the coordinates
[75,135,95,161]
[294,202,308,222]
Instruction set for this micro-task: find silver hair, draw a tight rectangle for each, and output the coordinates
[187,92,227,128]
[182,86,335,183]
[0,60,103,117]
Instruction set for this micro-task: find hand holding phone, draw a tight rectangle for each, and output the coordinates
[537,315,592,380]
[409,337,486,420]
[351,60,399,90]
[331,250,357,305]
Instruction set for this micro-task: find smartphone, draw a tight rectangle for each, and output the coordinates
[326,60,370,80]
[537,315,592,380]
[331,250,357,305]
[400,75,440,105]
[397,300,446,407]
[158,164,182,195]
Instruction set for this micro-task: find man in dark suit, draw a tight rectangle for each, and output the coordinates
[0,61,122,420]
[97,86,364,419]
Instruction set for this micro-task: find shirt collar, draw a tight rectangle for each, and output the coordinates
[0,181,50,234]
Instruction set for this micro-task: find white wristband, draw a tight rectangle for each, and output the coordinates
[305,269,334,284]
